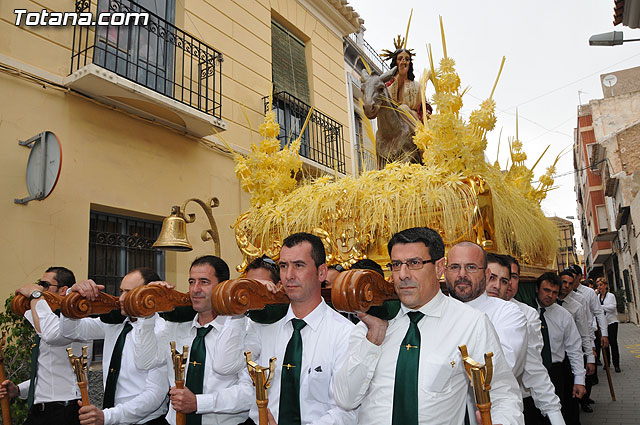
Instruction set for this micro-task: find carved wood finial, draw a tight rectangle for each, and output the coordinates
[60,292,120,319]
[212,278,289,316]
[331,269,397,313]
[122,285,191,317]
[10,292,63,317]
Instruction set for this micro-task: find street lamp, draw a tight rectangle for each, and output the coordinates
[153,197,221,256]
[589,31,640,46]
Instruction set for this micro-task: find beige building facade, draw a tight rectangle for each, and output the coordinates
[0,0,363,298]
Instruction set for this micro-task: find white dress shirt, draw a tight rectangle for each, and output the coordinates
[132,313,249,425]
[60,314,169,424]
[557,297,594,363]
[536,303,585,385]
[208,299,357,425]
[575,285,608,336]
[599,292,618,325]
[334,291,524,425]
[18,300,87,403]
[468,293,528,377]
[510,299,564,425]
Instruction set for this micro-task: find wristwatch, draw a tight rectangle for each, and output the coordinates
[29,290,43,300]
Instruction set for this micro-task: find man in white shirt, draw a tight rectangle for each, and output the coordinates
[61,268,170,425]
[0,267,87,425]
[208,232,357,425]
[132,255,250,425]
[535,272,586,425]
[568,266,608,349]
[501,257,564,425]
[334,227,523,425]
[445,247,528,378]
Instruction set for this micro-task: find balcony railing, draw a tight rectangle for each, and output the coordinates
[71,0,223,119]
[265,91,346,174]
[348,33,389,73]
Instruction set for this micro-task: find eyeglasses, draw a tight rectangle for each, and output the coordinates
[36,280,59,290]
[386,258,437,271]
[445,264,486,274]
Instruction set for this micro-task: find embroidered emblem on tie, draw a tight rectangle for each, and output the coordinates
[402,344,418,351]
[283,363,296,370]
[189,360,201,367]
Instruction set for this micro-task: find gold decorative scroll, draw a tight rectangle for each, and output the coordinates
[245,351,275,425]
[67,346,91,406]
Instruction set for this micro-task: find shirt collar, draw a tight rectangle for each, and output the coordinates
[191,314,225,333]
[399,290,445,318]
[466,292,490,309]
[283,298,327,332]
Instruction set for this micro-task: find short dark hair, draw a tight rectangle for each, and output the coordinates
[487,253,510,271]
[571,264,583,276]
[536,272,560,290]
[387,227,444,260]
[128,267,161,284]
[350,259,384,277]
[504,255,520,275]
[190,255,230,282]
[45,266,76,287]
[282,232,326,267]
[558,269,575,280]
[246,255,280,283]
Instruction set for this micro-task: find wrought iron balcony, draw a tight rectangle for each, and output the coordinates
[265,91,346,174]
[348,33,389,73]
[70,0,222,121]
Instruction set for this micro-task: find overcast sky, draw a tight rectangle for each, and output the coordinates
[349,0,640,250]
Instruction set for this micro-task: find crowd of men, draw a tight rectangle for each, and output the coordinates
[0,227,622,425]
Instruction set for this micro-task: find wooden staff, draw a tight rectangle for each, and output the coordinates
[211,270,397,316]
[61,291,120,319]
[0,331,12,425]
[67,346,90,407]
[459,345,493,425]
[245,351,275,425]
[10,292,63,316]
[122,285,191,317]
[597,327,616,401]
[170,341,189,425]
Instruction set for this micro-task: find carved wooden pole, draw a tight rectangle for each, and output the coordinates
[67,346,91,407]
[459,345,493,425]
[170,341,189,425]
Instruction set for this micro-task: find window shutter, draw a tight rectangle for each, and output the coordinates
[271,20,310,103]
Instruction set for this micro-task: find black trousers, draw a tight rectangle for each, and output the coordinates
[24,400,81,425]
[142,416,170,425]
[604,322,620,368]
[561,357,580,425]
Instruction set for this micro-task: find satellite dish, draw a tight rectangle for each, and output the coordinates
[14,131,62,204]
[603,74,617,87]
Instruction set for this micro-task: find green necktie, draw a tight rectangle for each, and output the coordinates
[278,318,307,425]
[392,311,424,425]
[185,325,213,425]
[539,308,553,369]
[103,322,133,408]
[27,335,40,408]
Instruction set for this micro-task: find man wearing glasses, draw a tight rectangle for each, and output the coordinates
[334,227,522,425]
[445,246,528,378]
[0,267,88,425]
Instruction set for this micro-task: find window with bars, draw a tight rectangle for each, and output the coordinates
[271,20,310,103]
[88,210,165,295]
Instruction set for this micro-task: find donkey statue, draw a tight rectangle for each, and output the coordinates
[360,67,421,169]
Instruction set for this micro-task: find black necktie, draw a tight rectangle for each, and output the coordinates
[27,335,40,408]
[392,311,424,425]
[103,322,133,408]
[278,318,307,425]
[539,308,552,369]
[185,325,213,425]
